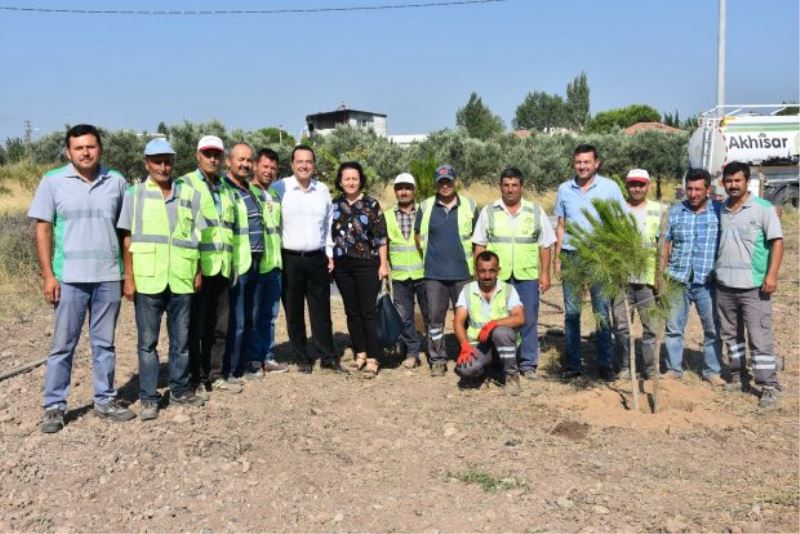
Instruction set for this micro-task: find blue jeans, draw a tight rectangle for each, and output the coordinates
[664,281,722,378]
[226,255,261,377]
[43,281,121,410]
[134,290,192,402]
[562,252,612,371]
[392,278,429,358]
[510,278,540,371]
[249,268,282,364]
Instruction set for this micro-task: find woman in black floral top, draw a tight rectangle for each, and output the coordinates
[331,161,388,377]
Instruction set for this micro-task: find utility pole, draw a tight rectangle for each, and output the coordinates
[24,120,33,148]
[716,0,726,110]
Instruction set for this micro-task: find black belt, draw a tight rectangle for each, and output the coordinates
[282,248,324,257]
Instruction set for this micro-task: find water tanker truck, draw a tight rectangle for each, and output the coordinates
[688,105,799,209]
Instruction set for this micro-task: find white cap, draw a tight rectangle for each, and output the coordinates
[197,135,224,152]
[394,172,416,187]
[625,168,650,183]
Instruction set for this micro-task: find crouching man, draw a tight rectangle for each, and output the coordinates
[453,251,525,395]
[118,138,206,420]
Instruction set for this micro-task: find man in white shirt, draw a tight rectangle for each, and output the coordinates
[271,145,347,374]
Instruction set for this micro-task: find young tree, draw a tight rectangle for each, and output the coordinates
[562,199,652,412]
[513,91,567,132]
[456,92,505,140]
[565,72,590,130]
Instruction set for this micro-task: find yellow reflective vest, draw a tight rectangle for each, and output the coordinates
[128,178,201,294]
[180,170,237,278]
[463,280,515,343]
[385,205,424,281]
[483,199,542,281]
[249,184,283,274]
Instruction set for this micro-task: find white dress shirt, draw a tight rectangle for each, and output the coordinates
[272,175,333,257]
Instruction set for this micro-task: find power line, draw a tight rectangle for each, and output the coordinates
[0,0,505,16]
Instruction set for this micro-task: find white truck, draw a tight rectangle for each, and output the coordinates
[688,105,799,209]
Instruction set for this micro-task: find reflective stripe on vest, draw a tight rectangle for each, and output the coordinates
[385,205,424,281]
[485,200,541,281]
[249,184,283,274]
[464,280,512,343]
[418,195,476,276]
[129,180,200,294]
[181,170,235,277]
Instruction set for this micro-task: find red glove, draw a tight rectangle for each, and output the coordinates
[478,320,499,343]
[457,341,476,366]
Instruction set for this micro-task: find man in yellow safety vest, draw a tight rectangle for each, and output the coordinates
[611,169,664,381]
[453,251,525,395]
[472,167,555,380]
[118,138,206,421]
[385,172,429,369]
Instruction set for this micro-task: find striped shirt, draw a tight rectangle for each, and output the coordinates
[663,199,722,285]
[28,163,127,283]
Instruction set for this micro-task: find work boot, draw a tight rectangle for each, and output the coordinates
[139,400,159,421]
[41,407,65,434]
[170,390,205,407]
[320,360,350,375]
[758,387,779,410]
[504,374,522,396]
[598,366,615,382]
[520,368,538,381]
[94,399,136,422]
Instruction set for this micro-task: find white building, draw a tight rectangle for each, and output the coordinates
[306,105,387,137]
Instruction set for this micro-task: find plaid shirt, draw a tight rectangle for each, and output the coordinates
[664,199,722,284]
[394,205,416,240]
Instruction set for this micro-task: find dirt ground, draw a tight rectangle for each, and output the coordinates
[0,222,798,533]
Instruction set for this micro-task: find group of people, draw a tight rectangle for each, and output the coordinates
[28,125,785,433]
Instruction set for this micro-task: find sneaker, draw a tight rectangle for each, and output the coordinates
[559,369,582,380]
[402,356,420,369]
[263,360,289,373]
[170,390,205,407]
[758,387,779,410]
[703,374,727,387]
[504,374,522,396]
[243,363,265,381]
[228,376,246,385]
[211,378,243,393]
[139,400,159,421]
[41,407,65,434]
[194,384,210,401]
[94,399,136,422]
[598,367,616,381]
[430,362,447,377]
[520,368,538,381]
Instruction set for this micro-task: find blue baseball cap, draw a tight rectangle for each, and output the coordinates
[144,138,176,156]
[434,164,456,182]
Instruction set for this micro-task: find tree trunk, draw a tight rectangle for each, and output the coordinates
[624,296,639,412]
[651,204,669,414]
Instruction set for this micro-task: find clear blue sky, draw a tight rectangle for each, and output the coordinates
[0,0,798,141]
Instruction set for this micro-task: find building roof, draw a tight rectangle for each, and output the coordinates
[624,122,684,135]
[306,108,387,122]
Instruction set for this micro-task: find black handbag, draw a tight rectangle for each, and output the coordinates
[376,280,404,348]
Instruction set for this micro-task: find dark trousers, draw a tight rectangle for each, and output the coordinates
[334,256,381,357]
[134,290,192,401]
[189,273,229,385]
[281,250,336,363]
[426,278,469,364]
[392,278,429,358]
[226,253,262,376]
